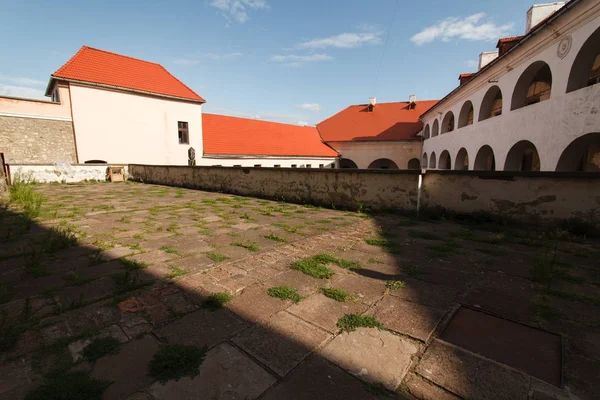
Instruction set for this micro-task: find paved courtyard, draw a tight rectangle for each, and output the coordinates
[0,182,598,400]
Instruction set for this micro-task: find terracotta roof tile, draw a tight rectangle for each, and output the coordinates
[317,100,438,142]
[202,114,338,157]
[50,46,204,102]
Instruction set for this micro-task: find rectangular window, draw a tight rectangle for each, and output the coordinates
[306,164,311,168]
[291,164,297,168]
[178,121,189,144]
[319,164,324,168]
[331,164,335,169]
[274,165,281,168]
[254,164,262,168]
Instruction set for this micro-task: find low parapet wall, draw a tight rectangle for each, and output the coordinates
[127,164,600,224]
[8,164,129,183]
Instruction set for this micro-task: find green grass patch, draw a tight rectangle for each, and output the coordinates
[166,265,187,279]
[320,287,350,302]
[25,370,110,400]
[337,314,383,332]
[291,257,334,279]
[231,240,260,252]
[148,344,207,383]
[267,286,302,303]
[368,257,383,264]
[364,238,402,254]
[205,252,228,262]
[118,216,131,223]
[160,245,180,255]
[201,292,233,310]
[408,230,442,240]
[9,173,44,219]
[83,337,121,362]
[385,280,406,291]
[119,258,148,270]
[132,233,145,240]
[313,253,361,270]
[264,232,287,243]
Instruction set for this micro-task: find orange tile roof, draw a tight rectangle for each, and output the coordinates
[496,36,524,46]
[49,46,204,102]
[202,113,338,157]
[317,100,438,142]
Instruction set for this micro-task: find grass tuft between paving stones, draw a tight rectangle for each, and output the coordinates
[25,370,111,400]
[201,292,234,311]
[205,252,228,262]
[148,344,207,383]
[320,287,350,302]
[264,232,287,243]
[291,253,361,279]
[231,240,260,252]
[267,286,302,303]
[337,314,383,332]
[385,280,406,291]
[83,337,121,362]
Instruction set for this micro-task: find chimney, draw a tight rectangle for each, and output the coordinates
[369,96,376,106]
[408,94,417,109]
[479,50,499,70]
[526,2,565,33]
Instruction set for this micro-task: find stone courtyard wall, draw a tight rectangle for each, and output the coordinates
[0,116,77,164]
[129,164,600,224]
[0,153,7,197]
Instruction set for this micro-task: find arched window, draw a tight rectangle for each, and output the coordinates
[458,101,474,128]
[511,61,552,110]
[438,150,451,169]
[479,86,503,121]
[454,148,469,170]
[430,152,437,169]
[441,112,455,134]
[407,158,421,169]
[504,141,541,171]
[474,145,496,171]
[423,124,430,139]
[368,158,399,170]
[422,153,428,168]
[431,120,439,137]
[339,158,358,169]
[556,133,600,171]
[567,26,600,93]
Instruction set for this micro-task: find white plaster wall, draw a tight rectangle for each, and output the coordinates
[69,84,203,165]
[0,84,72,120]
[327,141,422,169]
[197,157,337,168]
[11,164,127,183]
[422,6,600,171]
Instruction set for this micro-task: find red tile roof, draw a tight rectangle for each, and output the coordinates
[496,36,524,46]
[202,113,338,157]
[49,46,204,102]
[317,101,438,142]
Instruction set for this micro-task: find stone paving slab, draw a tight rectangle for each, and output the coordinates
[287,293,368,333]
[367,295,444,342]
[404,373,461,400]
[388,278,459,311]
[263,270,320,298]
[91,335,160,400]
[320,327,418,390]
[415,340,530,400]
[334,274,387,305]
[232,311,331,376]
[227,284,293,323]
[147,343,276,400]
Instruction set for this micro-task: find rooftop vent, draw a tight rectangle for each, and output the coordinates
[408,94,417,109]
[526,2,565,33]
[369,96,376,106]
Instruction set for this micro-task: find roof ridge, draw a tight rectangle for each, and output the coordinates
[52,46,88,76]
[158,64,204,103]
[82,45,162,66]
[204,113,316,129]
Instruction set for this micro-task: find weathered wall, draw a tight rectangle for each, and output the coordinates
[328,141,422,169]
[421,171,600,222]
[0,116,77,164]
[129,164,420,211]
[9,164,128,183]
[128,164,600,224]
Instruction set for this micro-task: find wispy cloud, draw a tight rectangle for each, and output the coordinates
[269,53,333,67]
[297,120,309,126]
[466,59,478,68]
[297,103,322,112]
[210,0,269,24]
[173,52,243,66]
[296,32,382,49]
[0,84,46,100]
[0,75,46,86]
[411,13,513,45]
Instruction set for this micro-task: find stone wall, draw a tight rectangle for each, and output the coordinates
[128,164,600,224]
[9,164,128,183]
[0,116,77,164]
[0,153,7,198]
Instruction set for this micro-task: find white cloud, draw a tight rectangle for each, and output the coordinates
[297,103,321,112]
[466,59,478,68]
[411,13,513,45]
[296,32,382,49]
[0,84,47,100]
[0,75,46,86]
[269,53,332,67]
[297,121,309,126]
[210,0,269,23]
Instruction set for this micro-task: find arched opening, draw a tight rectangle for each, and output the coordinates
[368,158,399,170]
[454,148,469,170]
[84,160,107,164]
[556,133,600,171]
[457,101,474,128]
[504,140,541,171]
[431,120,439,137]
[479,86,503,121]
[511,61,552,110]
[474,145,496,171]
[567,26,600,93]
[339,158,358,169]
[438,150,451,169]
[429,152,437,169]
[422,153,428,168]
[441,112,455,134]
[423,124,430,139]
[407,158,421,169]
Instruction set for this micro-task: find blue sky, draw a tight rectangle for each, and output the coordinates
[0,0,535,125]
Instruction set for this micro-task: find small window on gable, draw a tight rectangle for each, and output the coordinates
[254,164,262,168]
[178,121,189,144]
[306,164,312,168]
[319,164,324,168]
[291,164,297,168]
[51,88,60,103]
[274,165,281,168]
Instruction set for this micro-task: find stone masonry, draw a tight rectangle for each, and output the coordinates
[0,116,77,164]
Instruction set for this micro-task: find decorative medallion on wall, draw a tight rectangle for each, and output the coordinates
[557,35,572,59]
